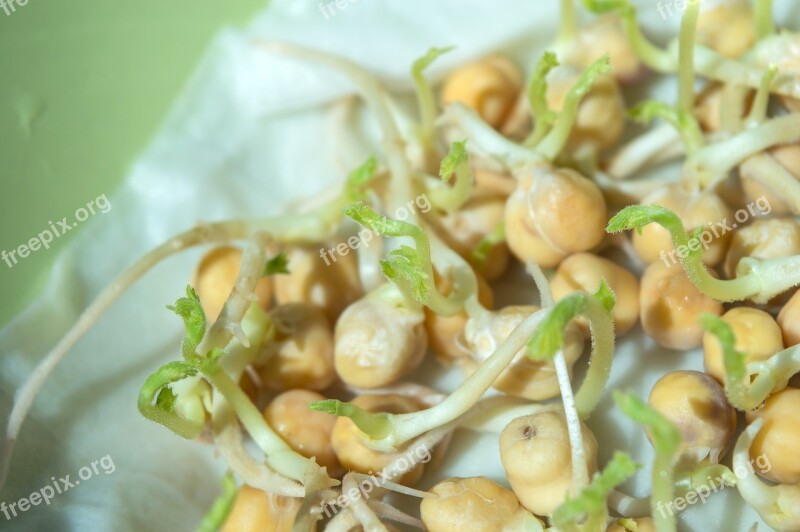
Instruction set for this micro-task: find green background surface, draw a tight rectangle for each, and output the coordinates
[0,0,264,327]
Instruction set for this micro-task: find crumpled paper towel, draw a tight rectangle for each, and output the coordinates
[0,0,794,529]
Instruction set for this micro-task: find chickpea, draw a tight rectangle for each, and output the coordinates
[723,218,800,280]
[425,269,493,364]
[740,145,800,216]
[334,287,428,389]
[694,83,752,133]
[778,290,800,347]
[546,67,626,151]
[330,394,427,485]
[696,0,755,58]
[222,485,300,532]
[499,411,598,516]
[632,185,733,267]
[465,305,584,401]
[578,14,643,84]
[274,245,364,324]
[746,388,800,485]
[259,304,335,391]
[421,477,534,532]
[192,246,273,321]
[703,307,784,384]
[505,167,607,268]
[607,518,656,532]
[434,195,510,281]
[648,371,736,464]
[263,390,341,476]
[441,55,523,129]
[640,261,724,350]
[551,252,640,336]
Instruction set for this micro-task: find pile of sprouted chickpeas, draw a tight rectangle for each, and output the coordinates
[4,0,800,530]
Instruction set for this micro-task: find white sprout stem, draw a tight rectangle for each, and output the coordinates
[426,227,485,318]
[608,490,651,518]
[212,399,305,498]
[741,154,800,214]
[755,0,775,39]
[348,473,433,501]
[385,308,550,447]
[692,44,800,99]
[526,261,553,307]
[557,0,577,45]
[739,254,800,304]
[342,474,389,532]
[606,124,683,179]
[692,113,800,187]
[746,66,779,127]
[445,103,543,169]
[347,382,446,408]
[198,232,272,355]
[554,348,590,494]
[720,84,752,134]
[367,501,426,530]
[324,508,360,532]
[257,41,417,223]
[744,345,800,405]
[594,169,680,202]
[733,420,783,523]
[0,215,327,489]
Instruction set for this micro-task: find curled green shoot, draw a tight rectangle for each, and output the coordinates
[534,55,612,161]
[700,314,800,411]
[628,101,704,157]
[344,201,470,316]
[614,391,681,532]
[553,452,641,532]
[673,461,736,499]
[427,140,473,212]
[307,307,550,452]
[524,51,560,147]
[412,47,455,151]
[138,361,205,439]
[527,280,616,419]
[197,472,238,532]
[607,204,800,303]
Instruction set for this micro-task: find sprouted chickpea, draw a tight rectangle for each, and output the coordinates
[631,185,733,267]
[703,307,784,385]
[440,55,523,130]
[222,485,300,532]
[648,370,736,464]
[264,390,342,477]
[259,303,335,391]
[745,388,800,485]
[505,166,607,268]
[545,66,626,152]
[192,246,274,321]
[551,252,640,336]
[275,244,364,323]
[464,305,584,401]
[696,0,756,58]
[420,477,542,532]
[499,411,598,517]
[778,290,800,347]
[724,217,800,281]
[434,195,510,280]
[740,145,800,216]
[330,394,428,485]
[334,283,428,389]
[425,269,493,365]
[639,260,724,350]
